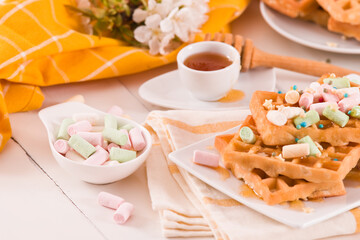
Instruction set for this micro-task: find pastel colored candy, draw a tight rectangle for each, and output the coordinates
[72,113,101,125]
[65,149,85,162]
[350,106,360,118]
[102,128,128,145]
[282,143,310,159]
[279,107,304,119]
[129,127,146,151]
[54,139,70,154]
[323,77,350,89]
[239,127,256,144]
[77,132,103,146]
[293,110,320,128]
[285,90,300,104]
[309,102,337,116]
[67,120,92,136]
[98,192,125,210]
[107,143,120,152]
[104,160,121,166]
[297,136,321,157]
[84,145,109,165]
[68,134,96,158]
[91,126,104,132]
[299,92,314,110]
[57,118,74,140]
[119,129,132,150]
[322,91,339,103]
[338,93,360,112]
[345,74,360,84]
[119,123,134,131]
[110,148,137,162]
[113,202,134,225]
[107,105,124,117]
[192,150,219,167]
[266,110,287,126]
[104,114,118,129]
[336,87,360,97]
[323,105,349,127]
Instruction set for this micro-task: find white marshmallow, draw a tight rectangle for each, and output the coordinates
[266,110,287,126]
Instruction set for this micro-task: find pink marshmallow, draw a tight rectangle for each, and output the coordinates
[107,143,120,152]
[119,129,132,150]
[67,120,92,136]
[321,84,339,103]
[309,102,338,116]
[129,127,146,151]
[107,105,124,117]
[338,94,360,112]
[193,150,219,167]
[113,202,134,225]
[98,192,125,210]
[54,139,70,154]
[337,87,360,97]
[83,145,109,165]
[65,149,85,162]
[299,92,314,110]
[77,132,103,146]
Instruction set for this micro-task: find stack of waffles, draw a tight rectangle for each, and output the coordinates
[261,0,360,41]
[215,74,360,205]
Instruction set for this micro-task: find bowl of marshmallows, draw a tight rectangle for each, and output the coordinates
[39,102,152,184]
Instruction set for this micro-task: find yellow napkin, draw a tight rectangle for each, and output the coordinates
[145,110,360,239]
[0,0,251,152]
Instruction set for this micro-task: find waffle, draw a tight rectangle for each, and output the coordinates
[299,7,329,27]
[316,0,360,25]
[222,115,360,183]
[214,129,346,205]
[261,0,319,18]
[250,90,360,146]
[328,17,360,41]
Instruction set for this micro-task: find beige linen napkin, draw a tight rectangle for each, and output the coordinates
[145,110,360,239]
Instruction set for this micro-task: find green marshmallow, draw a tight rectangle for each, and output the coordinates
[294,110,320,128]
[239,127,256,144]
[323,105,349,127]
[323,77,350,89]
[297,136,321,157]
[110,148,137,162]
[119,123,134,131]
[57,118,74,140]
[350,106,360,118]
[102,127,128,145]
[104,114,118,129]
[68,134,96,158]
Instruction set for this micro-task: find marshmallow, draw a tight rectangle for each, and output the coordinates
[104,160,121,166]
[309,82,321,90]
[309,102,338,116]
[323,105,349,127]
[72,113,101,125]
[104,114,118,129]
[67,120,92,136]
[239,127,256,144]
[297,136,321,157]
[77,132,103,146]
[57,118,74,140]
[119,123,134,131]
[98,192,125,210]
[338,93,360,112]
[102,128,128,145]
[54,139,70,154]
[193,150,219,167]
[350,106,360,118]
[336,87,360,97]
[113,202,134,225]
[65,149,85,162]
[119,129,132,150]
[109,148,137,163]
[107,143,120,152]
[266,110,287,126]
[294,110,320,128]
[279,107,304,119]
[129,127,146,151]
[107,105,124,117]
[282,143,310,159]
[91,126,104,132]
[68,134,96,158]
[321,84,339,103]
[323,77,350,89]
[84,145,109,165]
[285,90,300,104]
[299,92,314,110]
[345,74,360,84]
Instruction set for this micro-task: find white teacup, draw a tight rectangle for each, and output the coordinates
[177,41,241,101]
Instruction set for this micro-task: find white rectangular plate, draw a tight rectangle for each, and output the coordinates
[168,126,360,228]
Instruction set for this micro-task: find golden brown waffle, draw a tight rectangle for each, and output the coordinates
[222,116,360,183]
[214,129,346,205]
[317,0,360,25]
[328,17,360,41]
[261,0,319,18]
[250,90,360,146]
[299,7,329,27]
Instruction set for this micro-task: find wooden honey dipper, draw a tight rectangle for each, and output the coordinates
[203,33,360,77]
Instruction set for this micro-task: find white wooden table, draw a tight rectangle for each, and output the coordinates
[1,1,360,239]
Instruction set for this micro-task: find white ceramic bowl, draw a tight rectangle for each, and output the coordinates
[38,102,152,184]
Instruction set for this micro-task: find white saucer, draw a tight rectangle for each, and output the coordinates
[260,2,360,54]
[139,68,276,111]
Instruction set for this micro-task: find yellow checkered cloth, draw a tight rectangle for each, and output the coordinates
[0,0,251,152]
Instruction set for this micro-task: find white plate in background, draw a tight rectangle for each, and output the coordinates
[260,2,360,54]
[139,68,276,111]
